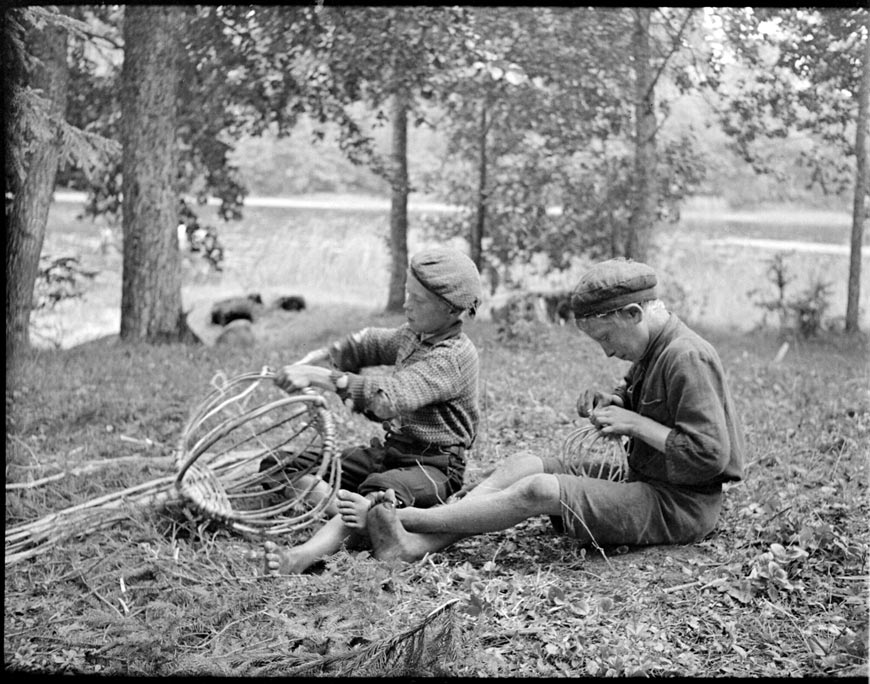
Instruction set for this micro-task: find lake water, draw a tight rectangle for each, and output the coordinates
[34,194,869,348]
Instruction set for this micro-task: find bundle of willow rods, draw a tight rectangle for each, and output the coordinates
[6,474,180,566]
[561,421,629,482]
[5,368,338,566]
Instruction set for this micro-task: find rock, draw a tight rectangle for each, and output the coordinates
[216,318,256,347]
[275,295,306,311]
[211,294,263,326]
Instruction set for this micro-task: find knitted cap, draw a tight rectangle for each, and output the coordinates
[571,258,658,318]
[410,247,483,316]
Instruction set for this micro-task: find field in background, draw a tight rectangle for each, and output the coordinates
[32,195,868,349]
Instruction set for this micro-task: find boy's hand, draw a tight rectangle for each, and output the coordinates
[576,390,624,418]
[293,347,331,366]
[590,404,635,436]
[274,364,333,394]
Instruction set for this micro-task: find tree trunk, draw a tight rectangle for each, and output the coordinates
[626,7,657,262]
[846,12,869,333]
[386,88,410,313]
[5,19,69,363]
[120,6,185,342]
[471,103,487,272]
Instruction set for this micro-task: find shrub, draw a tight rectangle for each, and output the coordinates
[748,252,834,338]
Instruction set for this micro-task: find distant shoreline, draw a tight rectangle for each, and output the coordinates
[52,190,852,224]
[52,190,863,256]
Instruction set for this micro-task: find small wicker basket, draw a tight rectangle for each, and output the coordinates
[561,422,629,482]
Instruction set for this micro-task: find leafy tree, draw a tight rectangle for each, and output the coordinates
[63,6,305,235]
[5,6,118,363]
[715,7,869,332]
[49,6,318,342]
[295,5,477,311]
[423,7,707,289]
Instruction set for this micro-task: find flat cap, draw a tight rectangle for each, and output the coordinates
[410,247,483,317]
[571,258,658,318]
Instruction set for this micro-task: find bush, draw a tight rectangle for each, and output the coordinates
[748,252,834,338]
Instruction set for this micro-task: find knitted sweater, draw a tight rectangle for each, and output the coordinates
[327,322,479,449]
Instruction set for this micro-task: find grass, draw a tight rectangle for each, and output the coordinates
[5,306,869,676]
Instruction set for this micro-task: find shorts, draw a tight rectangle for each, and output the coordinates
[261,437,466,509]
[540,454,723,547]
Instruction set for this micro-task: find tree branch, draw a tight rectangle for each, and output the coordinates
[645,8,697,101]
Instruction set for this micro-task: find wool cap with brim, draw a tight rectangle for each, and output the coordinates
[410,247,483,317]
[571,258,658,318]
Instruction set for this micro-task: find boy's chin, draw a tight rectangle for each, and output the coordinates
[408,322,436,335]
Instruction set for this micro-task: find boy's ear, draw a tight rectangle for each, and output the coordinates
[623,303,644,322]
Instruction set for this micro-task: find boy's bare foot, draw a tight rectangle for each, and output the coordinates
[367,498,423,563]
[336,489,373,529]
[262,540,310,575]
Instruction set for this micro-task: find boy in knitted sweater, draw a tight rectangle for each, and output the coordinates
[261,247,483,574]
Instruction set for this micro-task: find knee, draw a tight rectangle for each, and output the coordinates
[512,473,559,509]
[501,451,540,470]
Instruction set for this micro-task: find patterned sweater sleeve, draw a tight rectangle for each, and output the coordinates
[348,341,472,417]
[327,327,401,372]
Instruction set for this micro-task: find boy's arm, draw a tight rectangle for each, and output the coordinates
[659,351,733,483]
[341,342,476,418]
[647,351,733,484]
[275,328,400,398]
[274,364,348,394]
[593,351,733,485]
[593,407,670,452]
[328,327,402,371]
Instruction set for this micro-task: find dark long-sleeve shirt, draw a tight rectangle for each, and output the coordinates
[326,321,479,449]
[616,314,744,489]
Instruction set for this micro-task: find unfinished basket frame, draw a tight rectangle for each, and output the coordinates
[174,367,339,536]
[561,422,629,482]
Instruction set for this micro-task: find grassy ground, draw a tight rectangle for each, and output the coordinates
[5,302,869,676]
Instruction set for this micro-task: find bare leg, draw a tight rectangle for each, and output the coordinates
[368,496,442,562]
[401,472,561,534]
[367,453,548,561]
[369,465,562,563]
[262,513,358,575]
[461,452,546,499]
[276,475,339,517]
